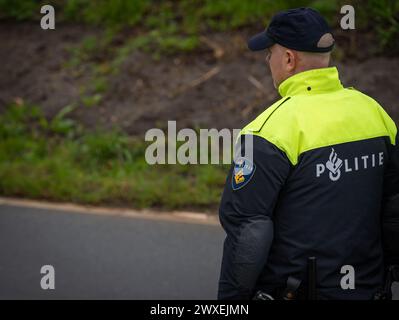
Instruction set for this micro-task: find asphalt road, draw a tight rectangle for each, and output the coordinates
[0,204,225,299]
[1,203,398,300]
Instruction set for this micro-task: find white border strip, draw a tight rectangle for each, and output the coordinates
[0,197,220,226]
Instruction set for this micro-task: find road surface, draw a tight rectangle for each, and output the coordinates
[0,203,224,299]
[0,201,397,300]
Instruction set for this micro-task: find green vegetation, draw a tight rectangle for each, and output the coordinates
[2,0,397,83]
[1,0,398,209]
[1,0,398,55]
[366,0,399,54]
[0,104,229,209]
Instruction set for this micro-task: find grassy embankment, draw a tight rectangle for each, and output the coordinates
[0,0,398,209]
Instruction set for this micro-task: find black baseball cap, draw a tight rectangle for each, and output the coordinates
[248,7,334,52]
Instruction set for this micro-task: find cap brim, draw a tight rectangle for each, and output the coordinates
[248,31,275,51]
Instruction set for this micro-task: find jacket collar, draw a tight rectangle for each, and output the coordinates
[278,67,343,97]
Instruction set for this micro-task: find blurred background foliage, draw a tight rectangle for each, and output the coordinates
[0,0,398,54]
[0,103,228,209]
[0,0,398,210]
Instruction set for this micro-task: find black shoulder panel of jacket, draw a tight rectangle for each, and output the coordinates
[217,134,291,300]
[383,133,399,265]
[384,133,399,197]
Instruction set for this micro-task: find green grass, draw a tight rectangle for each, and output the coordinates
[62,0,343,57]
[1,0,397,209]
[1,0,398,55]
[0,104,229,210]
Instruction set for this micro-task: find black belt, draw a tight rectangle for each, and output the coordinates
[253,257,318,300]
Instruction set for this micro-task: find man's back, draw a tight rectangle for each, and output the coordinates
[219,67,397,300]
[218,8,398,300]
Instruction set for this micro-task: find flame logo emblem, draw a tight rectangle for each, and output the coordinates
[325,148,343,181]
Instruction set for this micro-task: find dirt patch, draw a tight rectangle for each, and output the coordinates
[1,22,398,136]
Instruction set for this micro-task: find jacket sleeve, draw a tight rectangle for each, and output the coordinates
[382,134,399,266]
[217,134,291,300]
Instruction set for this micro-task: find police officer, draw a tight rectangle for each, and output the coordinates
[218,7,399,300]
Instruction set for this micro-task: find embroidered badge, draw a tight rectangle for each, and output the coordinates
[232,157,256,190]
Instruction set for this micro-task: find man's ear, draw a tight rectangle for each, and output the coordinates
[285,49,296,72]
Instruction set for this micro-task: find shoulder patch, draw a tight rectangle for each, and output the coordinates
[231,157,256,190]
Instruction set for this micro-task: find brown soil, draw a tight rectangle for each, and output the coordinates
[1,22,398,137]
